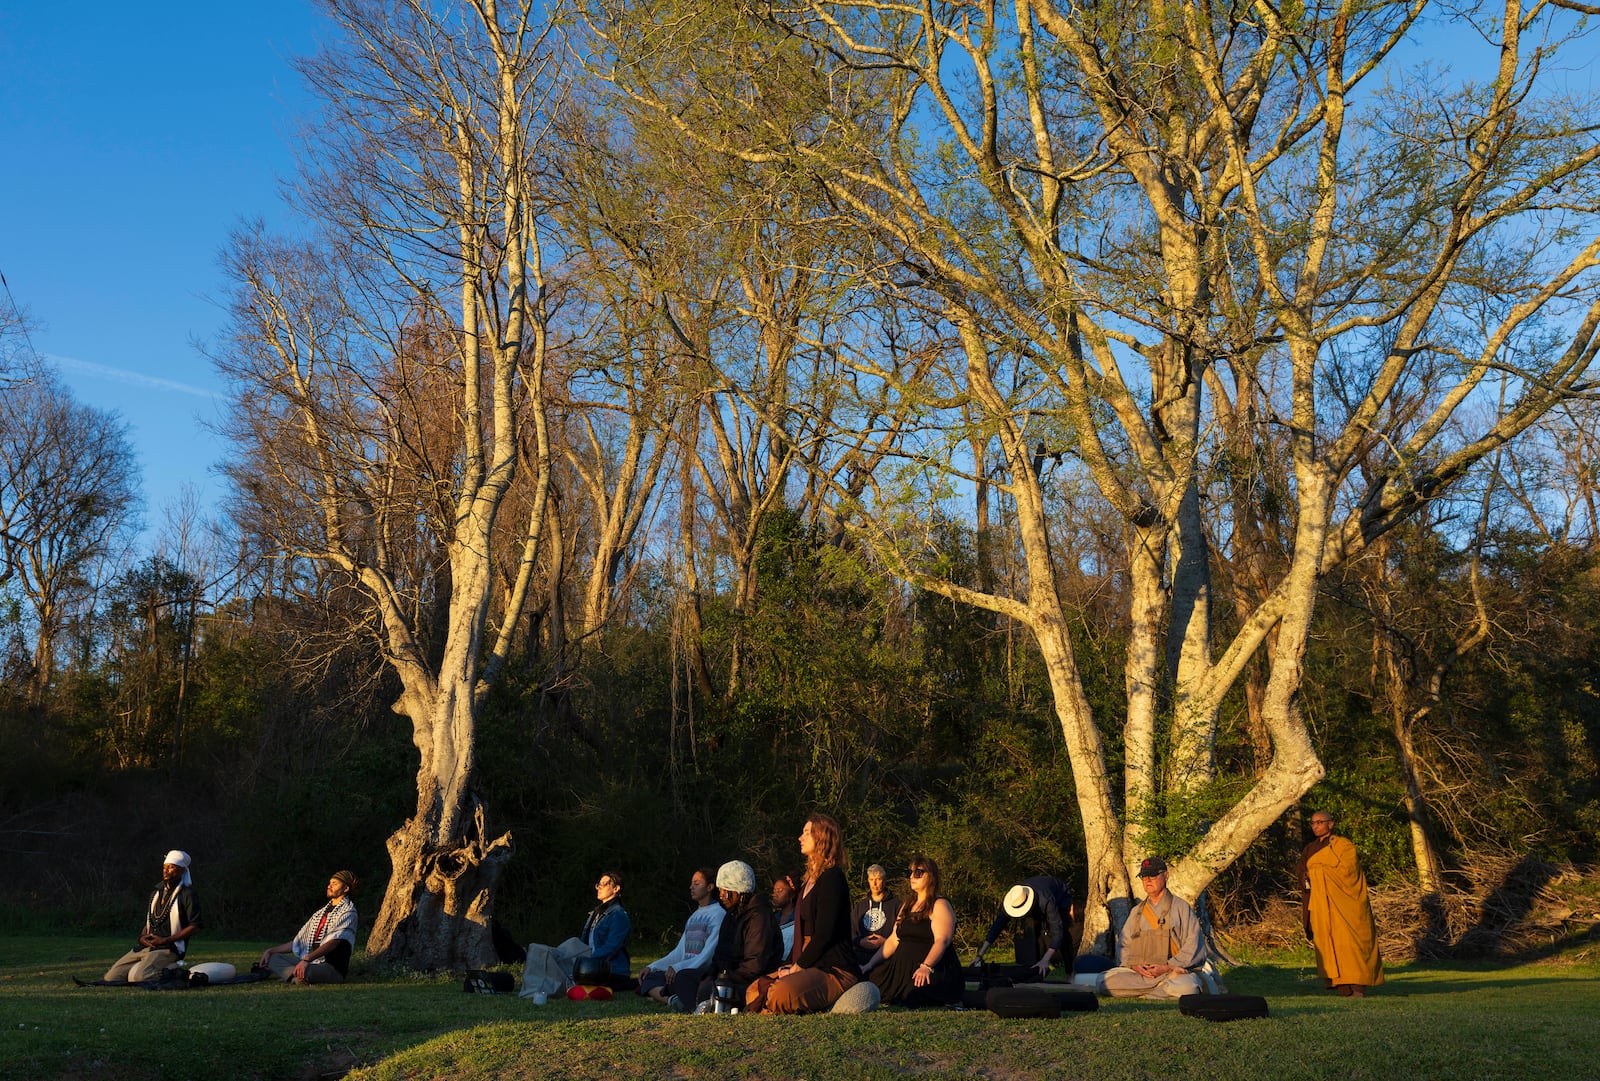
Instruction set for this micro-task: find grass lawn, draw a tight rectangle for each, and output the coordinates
[3,936,1596,1080]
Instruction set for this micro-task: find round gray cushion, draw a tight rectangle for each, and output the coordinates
[831,980,881,1014]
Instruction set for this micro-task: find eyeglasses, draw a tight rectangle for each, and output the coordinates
[907,868,928,878]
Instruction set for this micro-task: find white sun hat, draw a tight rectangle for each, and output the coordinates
[1003,884,1035,917]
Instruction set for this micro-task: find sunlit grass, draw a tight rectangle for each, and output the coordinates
[3,935,1596,1080]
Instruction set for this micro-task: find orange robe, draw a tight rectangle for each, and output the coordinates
[1302,835,1384,988]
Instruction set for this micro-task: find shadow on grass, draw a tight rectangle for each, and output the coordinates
[1413,857,1600,965]
[1232,960,1593,1000]
[1491,920,1600,965]
[1455,855,1552,953]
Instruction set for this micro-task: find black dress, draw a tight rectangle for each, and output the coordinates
[868,905,963,1006]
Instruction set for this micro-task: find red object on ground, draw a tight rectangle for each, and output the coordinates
[585,985,613,1001]
[566,985,589,1001]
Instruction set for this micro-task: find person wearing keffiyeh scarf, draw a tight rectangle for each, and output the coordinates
[258,870,361,984]
[102,849,204,983]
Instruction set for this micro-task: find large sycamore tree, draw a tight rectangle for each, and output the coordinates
[217,0,560,967]
[600,0,1600,947]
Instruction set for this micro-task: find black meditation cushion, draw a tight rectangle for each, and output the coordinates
[1178,993,1269,1021]
[985,987,1061,1018]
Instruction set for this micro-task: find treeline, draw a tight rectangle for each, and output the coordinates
[4,0,1600,960]
[0,502,1594,949]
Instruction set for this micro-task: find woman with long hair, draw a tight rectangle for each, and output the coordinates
[863,855,962,1007]
[756,813,860,1014]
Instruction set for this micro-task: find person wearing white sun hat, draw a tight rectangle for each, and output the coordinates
[677,860,783,1013]
[973,874,1074,979]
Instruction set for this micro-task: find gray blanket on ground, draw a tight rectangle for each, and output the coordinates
[518,936,590,998]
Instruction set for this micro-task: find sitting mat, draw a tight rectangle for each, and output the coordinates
[831,981,880,1014]
[1009,983,1099,1012]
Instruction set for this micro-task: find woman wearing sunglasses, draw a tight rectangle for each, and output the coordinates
[862,856,962,1007]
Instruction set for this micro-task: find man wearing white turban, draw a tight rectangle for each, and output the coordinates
[103,850,204,983]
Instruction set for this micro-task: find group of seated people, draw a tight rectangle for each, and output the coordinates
[104,824,1208,1014]
[545,814,1210,1015]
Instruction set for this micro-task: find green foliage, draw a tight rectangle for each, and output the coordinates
[1132,773,1260,870]
[9,485,1600,961]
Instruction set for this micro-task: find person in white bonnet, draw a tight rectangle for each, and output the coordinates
[103,849,204,983]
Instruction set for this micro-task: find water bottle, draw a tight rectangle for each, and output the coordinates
[713,971,735,1014]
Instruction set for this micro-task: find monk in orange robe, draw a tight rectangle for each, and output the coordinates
[1296,810,1383,997]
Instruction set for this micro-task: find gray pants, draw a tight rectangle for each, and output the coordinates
[266,953,345,984]
[1102,966,1203,999]
[103,947,180,983]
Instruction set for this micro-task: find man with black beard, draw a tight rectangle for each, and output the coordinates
[258,870,360,984]
[103,849,203,983]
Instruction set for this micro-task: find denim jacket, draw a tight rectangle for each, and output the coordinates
[582,900,632,977]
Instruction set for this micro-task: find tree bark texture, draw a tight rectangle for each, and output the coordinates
[368,801,513,970]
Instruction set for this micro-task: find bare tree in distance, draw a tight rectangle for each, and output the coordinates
[0,292,38,384]
[0,295,44,584]
[0,369,140,700]
[214,0,564,969]
[561,66,923,705]
[548,141,684,638]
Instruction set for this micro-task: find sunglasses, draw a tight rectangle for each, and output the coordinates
[907,867,928,877]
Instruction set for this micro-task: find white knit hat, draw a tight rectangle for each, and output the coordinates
[716,860,756,894]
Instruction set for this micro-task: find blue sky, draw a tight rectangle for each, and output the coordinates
[1,1,321,541]
[3,2,1590,554]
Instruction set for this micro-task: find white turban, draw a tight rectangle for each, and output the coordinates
[163,849,193,887]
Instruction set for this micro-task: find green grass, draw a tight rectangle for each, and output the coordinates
[4,936,1597,1080]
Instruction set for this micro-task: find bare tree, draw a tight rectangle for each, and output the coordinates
[550,138,685,635]
[0,295,44,583]
[568,54,916,703]
[215,0,563,968]
[0,370,140,698]
[1496,399,1600,546]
